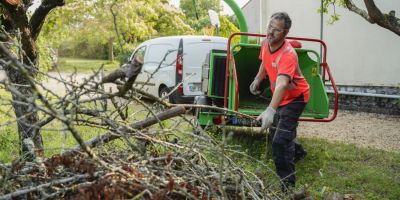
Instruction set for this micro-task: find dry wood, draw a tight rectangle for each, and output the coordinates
[0,31,295,199]
[0,173,100,200]
[70,106,186,151]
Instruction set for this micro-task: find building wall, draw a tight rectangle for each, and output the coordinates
[242,0,400,87]
[241,0,260,34]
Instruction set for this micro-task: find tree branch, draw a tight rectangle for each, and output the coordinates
[344,0,373,23]
[363,0,383,23]
[29,0,65,40]
[0,173,101,199]
[72,106,186,151]
[0,0,37,64]
[344,0,400,36]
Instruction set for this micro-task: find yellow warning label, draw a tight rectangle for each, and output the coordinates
[312,68,317,76]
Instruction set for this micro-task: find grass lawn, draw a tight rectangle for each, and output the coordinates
[228,136,400,200]
[0,114,399,199]
[297,137,400,199]
[1,86,399,199]
[54,57,120,73]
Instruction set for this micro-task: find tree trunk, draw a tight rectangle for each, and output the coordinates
[1,0,65,160]
[3,51,44,159]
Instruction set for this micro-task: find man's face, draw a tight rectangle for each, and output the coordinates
[266,19,287,45]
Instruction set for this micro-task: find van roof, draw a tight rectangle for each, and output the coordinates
[145,35,228,43]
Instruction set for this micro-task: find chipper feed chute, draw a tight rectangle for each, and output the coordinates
[196,32,338,127]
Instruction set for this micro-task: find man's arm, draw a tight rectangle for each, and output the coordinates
[250,63,267,95]
[269,75,290,109]
[255,63,266,81]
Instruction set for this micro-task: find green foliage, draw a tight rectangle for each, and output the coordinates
[180,0,222,20]
[180,0,223,32]
[115,42,137,65]
[218,15,240,41]
[41,0,193,60]
[179,0,239,39]
[0,127,19,162]
[318,0,346,24]
[37,37,57,75]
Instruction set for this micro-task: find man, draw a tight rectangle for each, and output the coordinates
[250,12,309,191]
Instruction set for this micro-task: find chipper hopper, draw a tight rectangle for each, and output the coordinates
[195,32,339,128]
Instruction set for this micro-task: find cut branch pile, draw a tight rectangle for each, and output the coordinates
[0,39,311,199]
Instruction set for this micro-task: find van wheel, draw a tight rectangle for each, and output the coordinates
[159,86,174,103]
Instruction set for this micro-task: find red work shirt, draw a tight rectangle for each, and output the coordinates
[259,40,310,106]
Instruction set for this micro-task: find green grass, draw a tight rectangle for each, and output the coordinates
[0,87,132,162]
[0,124,103,161]
[55,57,120,73]
[297,137,400,200]
[225,135,400,200]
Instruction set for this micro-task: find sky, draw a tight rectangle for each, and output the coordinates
[170,0,250,15]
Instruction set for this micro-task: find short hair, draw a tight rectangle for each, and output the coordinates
[271,12,292,29]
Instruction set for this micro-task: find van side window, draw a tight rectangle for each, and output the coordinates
[131,46,146,62]
[146,44,176,66]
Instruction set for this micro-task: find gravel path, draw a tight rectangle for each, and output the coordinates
[298,111,400,152]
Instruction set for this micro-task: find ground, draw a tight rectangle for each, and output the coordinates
[298,111,400,152]
[1,70,399,152]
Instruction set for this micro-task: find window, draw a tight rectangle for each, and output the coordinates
[146,44,176,66]
[131,46,146,63]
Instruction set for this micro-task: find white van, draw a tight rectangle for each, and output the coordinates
[130,35,228,103]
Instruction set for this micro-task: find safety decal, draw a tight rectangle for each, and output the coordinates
[312,68,317,76]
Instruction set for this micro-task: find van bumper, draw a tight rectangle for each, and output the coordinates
[171,92,195,104]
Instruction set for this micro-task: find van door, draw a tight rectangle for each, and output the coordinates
[183,40,227,96]
[132,46,152,92]
[138,43,176,97]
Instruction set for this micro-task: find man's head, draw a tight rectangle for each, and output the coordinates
[266,12,291,46]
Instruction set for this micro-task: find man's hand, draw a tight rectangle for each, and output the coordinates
[250,77,262,95]
[256,106,276,130]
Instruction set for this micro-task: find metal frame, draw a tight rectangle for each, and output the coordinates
[224,32,339,122]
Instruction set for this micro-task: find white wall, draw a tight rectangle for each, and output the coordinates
[242,0,400,87]
[242,0,260,33]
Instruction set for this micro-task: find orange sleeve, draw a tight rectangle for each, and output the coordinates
[277,53,297,80]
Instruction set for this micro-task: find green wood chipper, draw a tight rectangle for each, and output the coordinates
[194,0,338,127]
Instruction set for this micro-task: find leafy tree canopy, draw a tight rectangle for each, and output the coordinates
[39,0,194,59]
[179,0,239,38]
[180,0,221,20]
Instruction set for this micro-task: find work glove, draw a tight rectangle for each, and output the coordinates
[249,77,261,95]
[256,106,276,130]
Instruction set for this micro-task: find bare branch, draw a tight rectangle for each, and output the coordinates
[29,0,65,40]
[344,0,400,36]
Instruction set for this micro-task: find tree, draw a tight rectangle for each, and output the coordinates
[180,0,222,20]
[323,0,400,36]
[0,0,194,159]
[0,0,65,159]
[50,0,193,61]
[180,0,222,31]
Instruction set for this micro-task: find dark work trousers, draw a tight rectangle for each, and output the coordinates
[269,94,306,190]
